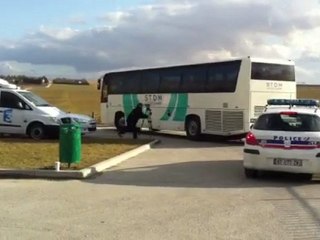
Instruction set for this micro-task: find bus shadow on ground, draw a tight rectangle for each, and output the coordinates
[107,129,245,149]
[94,129,243,148]
[86,160,319,188]
[142,130,244,142]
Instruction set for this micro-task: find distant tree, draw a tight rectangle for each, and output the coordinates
[0,75,49,85]
[52,78,89,85]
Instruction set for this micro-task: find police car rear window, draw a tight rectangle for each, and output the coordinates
[253,113,320,132]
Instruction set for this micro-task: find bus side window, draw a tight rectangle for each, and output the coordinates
[207,61,240,92]
[141,71,160,93]
[159,70,181,93]
[181,66,206,93]
[207,65,221,92]
[108,76,123,94]
[122,72,141,93]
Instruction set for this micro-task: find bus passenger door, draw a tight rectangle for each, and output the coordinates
[100,77,109,125]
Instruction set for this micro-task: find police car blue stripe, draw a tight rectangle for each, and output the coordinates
[264,140,313,145]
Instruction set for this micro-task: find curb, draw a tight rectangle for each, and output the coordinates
[0,139,160,179]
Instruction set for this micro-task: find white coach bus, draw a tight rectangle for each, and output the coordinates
[97,56,296,140]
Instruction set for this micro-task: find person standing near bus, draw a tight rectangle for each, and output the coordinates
[118,103,148,139]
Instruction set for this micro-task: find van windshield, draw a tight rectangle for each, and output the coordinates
[18,91,51,107]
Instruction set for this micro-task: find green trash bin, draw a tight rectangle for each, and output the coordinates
[59,122,82,167]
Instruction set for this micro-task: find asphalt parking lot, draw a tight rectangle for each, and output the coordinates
[1,129,320,239]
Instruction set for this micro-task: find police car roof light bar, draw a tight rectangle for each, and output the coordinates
[267,99,320,107]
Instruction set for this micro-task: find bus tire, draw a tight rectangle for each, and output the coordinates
[185,116,201,140]
[114,112,125,131]
[27,122,46,140]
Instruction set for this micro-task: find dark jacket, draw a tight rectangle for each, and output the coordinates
[126,104,148,127]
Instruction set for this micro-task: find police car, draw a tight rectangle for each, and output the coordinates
[243,99,320,180]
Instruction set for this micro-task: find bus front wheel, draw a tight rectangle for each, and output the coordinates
[186,117,201,140]
[114,112,125,131]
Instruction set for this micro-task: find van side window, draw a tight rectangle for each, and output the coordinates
[0,92,25,109]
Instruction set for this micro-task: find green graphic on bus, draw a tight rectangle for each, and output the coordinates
[123,94,139,117]
[122,93,188,122]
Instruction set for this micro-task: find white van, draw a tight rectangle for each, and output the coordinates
[0,79,96,139]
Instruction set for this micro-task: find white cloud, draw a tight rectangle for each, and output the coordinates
[0,0,319,83]
[39,26,80,40]
[100,11,131,27]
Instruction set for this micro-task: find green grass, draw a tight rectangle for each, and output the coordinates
[297,85,320,100]
[0,83,151,170]
[0,137,149,170]
[30,83,101,122]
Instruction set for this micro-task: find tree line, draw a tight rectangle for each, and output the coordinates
[0,75,89,85]
[0,75,49,85]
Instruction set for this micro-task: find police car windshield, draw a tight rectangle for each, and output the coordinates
[254,113,320,132]
[18,91,51,107]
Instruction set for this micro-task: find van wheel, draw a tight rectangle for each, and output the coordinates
[28,123,45,140]
[114,112,125,131]
[186,117,201,140]
[244,168,259,178]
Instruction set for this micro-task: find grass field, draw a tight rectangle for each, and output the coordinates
[30,83,101,122]
[0,83,148,170]
[297,85,320,100]
[0,137,148,170]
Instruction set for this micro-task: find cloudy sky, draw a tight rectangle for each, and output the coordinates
[0,0,319,83]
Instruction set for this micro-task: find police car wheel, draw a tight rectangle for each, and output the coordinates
[29,123,45,140]
[244,168,259,178]
[298,173,312,181]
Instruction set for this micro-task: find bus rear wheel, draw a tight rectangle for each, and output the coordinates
[186,117,201,140]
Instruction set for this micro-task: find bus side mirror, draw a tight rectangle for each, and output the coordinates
[250,124,253,129]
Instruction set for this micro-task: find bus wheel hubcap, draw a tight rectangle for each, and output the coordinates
[189,121,198,135]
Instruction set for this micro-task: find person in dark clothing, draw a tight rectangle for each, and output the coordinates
[118,103,148,139]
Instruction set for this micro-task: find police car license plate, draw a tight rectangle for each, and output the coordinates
[273,158,303,167]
